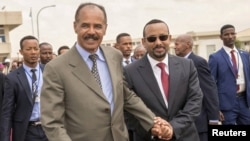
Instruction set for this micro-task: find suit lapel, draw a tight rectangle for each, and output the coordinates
[138,56,167,109]
[220,48,235,76]
[101,46,120,105]
[238,50,250,78]
[69,47,107,101]
[167,54,182,110]
[16,67,33,104]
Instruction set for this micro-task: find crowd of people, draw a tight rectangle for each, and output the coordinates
[0,2,249,141]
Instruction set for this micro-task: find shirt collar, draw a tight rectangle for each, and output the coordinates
[184,51,192,59]
[223,45,238,54]
[22,63,40,72]
[75,42,105,62]
[147,53,169,68]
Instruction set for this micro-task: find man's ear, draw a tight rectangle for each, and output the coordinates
[73,21,77,33]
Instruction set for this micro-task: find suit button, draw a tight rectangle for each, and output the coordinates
[104,108,109,112]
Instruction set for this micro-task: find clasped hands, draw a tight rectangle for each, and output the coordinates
[151,117,173,140]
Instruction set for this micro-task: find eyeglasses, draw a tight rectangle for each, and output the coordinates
[146,35,169,42]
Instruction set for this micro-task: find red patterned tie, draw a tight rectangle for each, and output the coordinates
[230,50,239,91]
[157,63,169,100]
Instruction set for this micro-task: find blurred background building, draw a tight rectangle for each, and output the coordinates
[0,11,22,63]
[1,10,250,65]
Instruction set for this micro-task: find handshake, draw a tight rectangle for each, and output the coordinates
[151,117,173,140]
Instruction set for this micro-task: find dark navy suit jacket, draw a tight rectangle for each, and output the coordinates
[208,48,250,110]
[0,72,5,118]
[188,52,219,133]
[0,65,44,141]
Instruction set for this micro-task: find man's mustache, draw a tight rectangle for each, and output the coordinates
[84,35,99,40]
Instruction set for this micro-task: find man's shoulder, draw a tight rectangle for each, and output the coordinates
[170,54,191,63]
[238,49,250,56]
[189,53,207,63]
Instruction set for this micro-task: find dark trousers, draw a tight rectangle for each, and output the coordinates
[199,132,208,141]
[25,125,48,141]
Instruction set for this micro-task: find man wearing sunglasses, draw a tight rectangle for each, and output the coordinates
[124,19,203,141]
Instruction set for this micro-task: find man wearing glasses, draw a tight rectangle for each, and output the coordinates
[124,19,203,141]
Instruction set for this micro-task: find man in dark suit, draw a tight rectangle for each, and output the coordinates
[124,19,203,141]
[174,34,220,141]
[0,72,5,117]
[0,35,47,141]
[208,24,250,125]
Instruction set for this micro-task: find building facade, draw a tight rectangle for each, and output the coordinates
[1,11,249,62]
[0,11,22,62]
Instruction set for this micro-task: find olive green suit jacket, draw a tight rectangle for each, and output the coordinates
[41,45,155,141]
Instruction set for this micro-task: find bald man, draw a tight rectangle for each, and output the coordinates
[132,45,147,62]
[174,34,220,141]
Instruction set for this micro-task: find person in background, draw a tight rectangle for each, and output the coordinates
[9,60,19,73]
[39,42,53,66]
[52,52,57,59]
[2,58,10,75]
[17,60,23,67]
[0,63,4,73]
[57,45,70,55]
[0,72,5,118]
[40,3,172,141]
[208,24,250,125]
[115,33,134,66]
[0,35,48,141]
[174,34,220,141]
[124,19,203,141]
[132,44,147,61]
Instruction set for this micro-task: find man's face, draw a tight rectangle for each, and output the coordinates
[174,38,189,57]
[11,62,18,70]
[19,39,40,67]
[74,6,107,53]
[40,45,53,64]
[220,27,236,48]
[142,23,171,61]
[117,36,133,57]
[59,49,69,55]
[134,48,146,60]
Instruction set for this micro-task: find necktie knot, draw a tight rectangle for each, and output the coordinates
[31,68,37,73]
[125,60,130,65]
[157,62,166,70]
[89,54,97,62]
[230,50,235,53]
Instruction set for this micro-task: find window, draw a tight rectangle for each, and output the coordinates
[207,45,216,59]
[0,25,5,42]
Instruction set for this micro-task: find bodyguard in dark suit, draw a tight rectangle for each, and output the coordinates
[174,34,220,141]
[0,72,5,117]
[124,19,203,141]
[208,24,250,125]
[0,35,48,141]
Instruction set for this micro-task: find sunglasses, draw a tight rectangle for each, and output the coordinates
[146,35,169,42]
